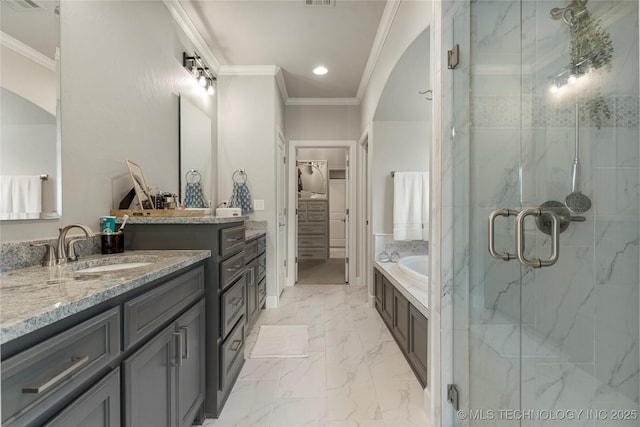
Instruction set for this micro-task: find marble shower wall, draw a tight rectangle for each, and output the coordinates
[440,0,639,424]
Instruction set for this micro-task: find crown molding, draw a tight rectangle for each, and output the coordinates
[0,31,55,71]
[355,0,400,103]
[274,67,289,104]
[217,65,283,76]
[163,0,221,74]
[285,97,360,106]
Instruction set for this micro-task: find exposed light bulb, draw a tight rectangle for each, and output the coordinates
[550,84,559,94]
[198,75,207,87]
[568,74,577,84]
[191,65,199,78]
[207,84,215,95]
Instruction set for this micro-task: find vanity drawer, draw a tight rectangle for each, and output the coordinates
[306,211,326,222]
[258,277,266,309]
[220,251,246,290]
[1,308,120,427]
[244,240,258,262]
[307,201,327,211]
[124,266,204,350]
[257,236,266,255]
[220,276,246,338]
[219,320,245,393]
[298,248,326,260]
[220,226,246,257]
[298,235,326,248]
[257,253,266,282]
[297,202,307,213]
[298,212,307,222]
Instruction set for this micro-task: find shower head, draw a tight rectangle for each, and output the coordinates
[549,5,575,26]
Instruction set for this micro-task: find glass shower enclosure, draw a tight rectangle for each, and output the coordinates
[444,0,639,425]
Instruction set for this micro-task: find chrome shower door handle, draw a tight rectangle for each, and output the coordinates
[516,208,560,268]
[488,208,517,261]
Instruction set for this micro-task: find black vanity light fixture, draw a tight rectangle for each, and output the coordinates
[183,52,216,96]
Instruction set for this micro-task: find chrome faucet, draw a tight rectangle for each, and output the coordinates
[56,224,95,264]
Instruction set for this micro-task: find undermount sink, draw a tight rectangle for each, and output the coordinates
[64,255,159,274]
[74,262,153,273]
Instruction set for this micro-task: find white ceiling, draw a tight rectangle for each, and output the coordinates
[178,0,388,100]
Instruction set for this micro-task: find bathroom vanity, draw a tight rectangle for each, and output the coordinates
[0,250,209,426]
[122,216,258,418]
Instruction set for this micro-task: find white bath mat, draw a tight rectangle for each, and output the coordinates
[250,325,309,358]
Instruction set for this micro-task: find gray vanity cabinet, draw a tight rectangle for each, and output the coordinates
[124,299,205,427]
[45,368,121,427]
[245,234,266,329]
[381,276,394,328]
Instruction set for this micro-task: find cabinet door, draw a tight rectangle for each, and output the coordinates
[123,323,176,427]
[374,269,383,312]
[381,277,394,328]
[246,270,258,327]
[175,300,206,427]
[408,305,428,388]
[392,288,409,353]
[45,368,120,427]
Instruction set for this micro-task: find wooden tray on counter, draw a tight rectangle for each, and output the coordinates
[110,209,207,217]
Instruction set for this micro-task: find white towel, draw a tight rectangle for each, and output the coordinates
[393,172,427,241]
[422,172,429,241]
[0,175,41,219]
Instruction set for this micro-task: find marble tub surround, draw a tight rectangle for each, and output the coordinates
[1,236,102,273]
[0,249,210,344]
[375,260,429,317]
[374,233,429,260]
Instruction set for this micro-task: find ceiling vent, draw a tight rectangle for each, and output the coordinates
[304,0,335,7]
[4,0,44,11]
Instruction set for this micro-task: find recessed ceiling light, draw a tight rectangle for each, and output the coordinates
[313,66,328,76]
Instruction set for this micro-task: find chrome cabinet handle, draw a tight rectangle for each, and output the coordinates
[488,208,518,261]
[516,208,560,268]
[23,356,89,394]
[179,326,189,360]
[172,332,183,367]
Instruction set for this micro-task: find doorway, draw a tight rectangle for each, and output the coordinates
[295,149,347,284]
[287,140,357,287]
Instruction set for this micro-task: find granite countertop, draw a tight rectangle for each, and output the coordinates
[0,250,210,344]
[117,216,248,225]
[245,229,266,241]
[375,260,429,318]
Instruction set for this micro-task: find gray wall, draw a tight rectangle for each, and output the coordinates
[0,0,218,241]
[286,105,360,140]
[371,121,430,235]
[217,73,284,302]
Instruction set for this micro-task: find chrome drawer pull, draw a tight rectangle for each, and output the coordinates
[230,297,244,307]
[226,237,244,243]
[22,355,89,394]
[230,340,242,352]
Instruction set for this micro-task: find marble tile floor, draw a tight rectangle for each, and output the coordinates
[204,284,429,427]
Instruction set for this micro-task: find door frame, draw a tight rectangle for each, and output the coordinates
[357,129,371,296]
[275,127,287,303]
[287,140,358,287]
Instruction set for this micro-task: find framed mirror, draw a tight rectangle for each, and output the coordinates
[0,0,61,220]
[179,95,212,208]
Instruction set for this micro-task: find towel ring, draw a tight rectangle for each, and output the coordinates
[186,169,202,184]
[232,169,247,184]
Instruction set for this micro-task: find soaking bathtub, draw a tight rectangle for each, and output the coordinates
[374,254,429,314]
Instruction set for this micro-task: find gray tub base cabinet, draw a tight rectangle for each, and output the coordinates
[374,268,429,388]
